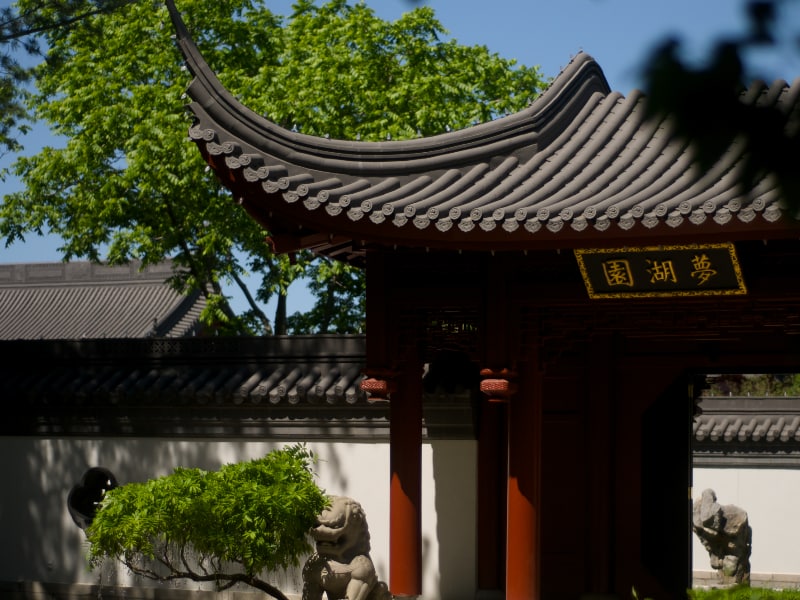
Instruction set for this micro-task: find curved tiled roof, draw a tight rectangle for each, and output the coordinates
[0,261,205,339]
[167,1,800,265]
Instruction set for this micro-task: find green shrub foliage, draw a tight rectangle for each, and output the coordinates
[689,587,800,600]
[86,444,328,600]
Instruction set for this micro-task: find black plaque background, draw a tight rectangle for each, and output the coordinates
[574,243,747,299]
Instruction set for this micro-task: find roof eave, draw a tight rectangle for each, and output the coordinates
[166,0,799,265]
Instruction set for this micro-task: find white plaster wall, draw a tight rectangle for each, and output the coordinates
[422,440,477,600]
[0,437,476,600]
[692,467,800,576]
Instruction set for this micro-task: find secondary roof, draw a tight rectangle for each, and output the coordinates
[0,260,205,339]
[167,1,800,266]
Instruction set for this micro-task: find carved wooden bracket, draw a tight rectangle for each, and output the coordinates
[360,367,399,403]
[479,367,518,403]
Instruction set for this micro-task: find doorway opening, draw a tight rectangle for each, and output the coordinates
[691,372,800,591]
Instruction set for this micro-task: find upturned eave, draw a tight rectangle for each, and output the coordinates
[167,0,800,266]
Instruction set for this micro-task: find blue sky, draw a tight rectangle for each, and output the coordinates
[1,0,798,312]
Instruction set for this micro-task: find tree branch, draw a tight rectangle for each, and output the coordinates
[0,0,136,43]
[120,556,291,600]
[228,266,272,333]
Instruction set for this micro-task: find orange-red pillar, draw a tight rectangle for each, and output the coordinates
[506,366,541,600]
[389,360,423,597]
[363,252,422,596]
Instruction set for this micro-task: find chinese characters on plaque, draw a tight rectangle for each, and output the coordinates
[574,243,747,299]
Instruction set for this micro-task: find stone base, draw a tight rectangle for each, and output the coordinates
[693,570,800,590]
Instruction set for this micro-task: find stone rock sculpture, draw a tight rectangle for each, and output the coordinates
[302,495,391,600]
[692,488,752,585]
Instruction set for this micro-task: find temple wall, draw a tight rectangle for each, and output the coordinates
[0,437,477,600]
[692,466,800,589]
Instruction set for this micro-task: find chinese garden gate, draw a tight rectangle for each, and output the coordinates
[166,4,800,597]
[365,242,800,599]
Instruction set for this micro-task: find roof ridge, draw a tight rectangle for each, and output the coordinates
[166,0,612,174]
[0,260,178,287]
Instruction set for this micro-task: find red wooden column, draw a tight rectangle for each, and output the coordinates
[498,363,541,599]
[362,251,422,597]
[390,360,423,596]
[479,262,510,594]
[476,396,506,592]
[361,365,422,597]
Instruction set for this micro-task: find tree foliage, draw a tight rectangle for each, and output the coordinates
[704,373,800,397]
[287,257,367,334]
[0,1,136,156]
[86,444,329,600]
[0,0,547,334]
[0,10,32,158]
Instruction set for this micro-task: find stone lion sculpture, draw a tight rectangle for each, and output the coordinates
[302,496,391,600]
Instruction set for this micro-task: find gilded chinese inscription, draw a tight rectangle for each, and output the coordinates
[646,259,678,284]
[574,244,746,299]
[690,254,718,285]
[602,260,634,287]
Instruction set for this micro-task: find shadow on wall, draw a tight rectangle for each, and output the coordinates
[312,441,391,584]
[1,436,395,596]
[1,438,294,588]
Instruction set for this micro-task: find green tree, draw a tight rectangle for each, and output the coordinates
[86,444,329,600]
[0,0,547,334]
[704,373,800,397]
[1,1,132,156]
[0,7,33,158]
[287,257,366,334]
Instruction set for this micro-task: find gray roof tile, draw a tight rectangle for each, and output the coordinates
[4,333,800,450]
[0,261,205,339]
[0,337,367,401]
[0,337,475,439]
[166,1,800,264]
[694,396,800,465]
[695,396,800,443]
